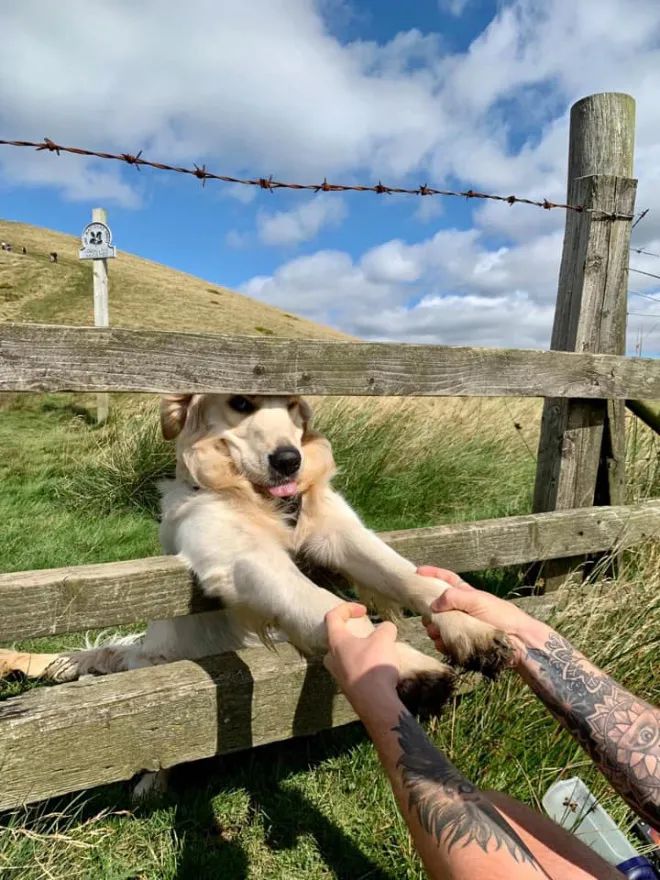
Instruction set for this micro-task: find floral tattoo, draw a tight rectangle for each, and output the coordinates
[526,633,659,827]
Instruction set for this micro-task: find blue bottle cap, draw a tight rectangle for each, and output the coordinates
[617,855,659,880]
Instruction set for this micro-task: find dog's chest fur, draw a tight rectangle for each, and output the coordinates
[274,494,302,528]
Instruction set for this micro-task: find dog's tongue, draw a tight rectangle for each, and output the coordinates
[268,481,299,498]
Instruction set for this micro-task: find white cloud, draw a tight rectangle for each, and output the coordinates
[242,224,660,354]
[257,195,346,246]
[3,0,660,353]
[241,226,565,347]
[438,0,471,17]
[0,0,449,203]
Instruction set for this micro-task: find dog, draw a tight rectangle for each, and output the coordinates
[1,394,511,789]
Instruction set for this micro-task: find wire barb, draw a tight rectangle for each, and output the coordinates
[0,137,635,220]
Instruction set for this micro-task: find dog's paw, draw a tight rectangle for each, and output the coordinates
[0,649,20,679]
[429,611,513,678]
[131,769,170,803]
[397,667,456,720]
[394,642,456,719]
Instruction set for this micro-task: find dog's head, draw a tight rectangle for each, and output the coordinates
[161,394,334,498]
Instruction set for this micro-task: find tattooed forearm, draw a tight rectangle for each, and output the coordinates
[393,711,548,874]
[524,633,660,827]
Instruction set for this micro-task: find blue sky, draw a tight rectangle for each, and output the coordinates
[2,0,660,353]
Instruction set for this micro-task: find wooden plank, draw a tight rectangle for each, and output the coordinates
[1,501,658,643]
[533,93,637,589]
[0,600,558,810]
[1,323,659,398]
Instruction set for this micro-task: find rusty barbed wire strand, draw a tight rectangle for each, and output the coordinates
[0,137,635,220]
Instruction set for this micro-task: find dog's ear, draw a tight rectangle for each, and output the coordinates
[298,397,313,437]
[160,395,193,440]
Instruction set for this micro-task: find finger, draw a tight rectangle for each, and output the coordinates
[416,566,464,588]
[429,587,476,614]
[325,603,367,643]
[372,620,398,645]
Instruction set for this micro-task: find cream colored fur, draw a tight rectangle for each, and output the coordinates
[1,394,506,688]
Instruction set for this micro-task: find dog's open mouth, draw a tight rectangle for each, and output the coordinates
[265,480,299,498]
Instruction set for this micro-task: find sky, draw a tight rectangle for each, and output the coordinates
[1,0,660,354]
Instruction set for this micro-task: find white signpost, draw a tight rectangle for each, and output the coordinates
[79,208,116,423]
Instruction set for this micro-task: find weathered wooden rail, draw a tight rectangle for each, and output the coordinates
[0,602,557,811]
[2,322,659,398]
[1,501,658,642]
[0,92,657,811]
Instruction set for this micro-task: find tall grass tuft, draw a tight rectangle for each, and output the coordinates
[65,404,174,516]
[66,397,537,531]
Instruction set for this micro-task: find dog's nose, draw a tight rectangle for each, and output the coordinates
[269,445,302,476]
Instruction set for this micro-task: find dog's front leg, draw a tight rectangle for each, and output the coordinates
[303,490,512,678]
[199,542,454,715]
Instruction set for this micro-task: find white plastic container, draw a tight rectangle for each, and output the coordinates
[543,777,657,879]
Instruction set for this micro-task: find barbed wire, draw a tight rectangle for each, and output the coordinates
[630,290,660,304]
[631,246,660,259]
[629,267,660,282]
[631,208,649,229]
[0,137,635,220]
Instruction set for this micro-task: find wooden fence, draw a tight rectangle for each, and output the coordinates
[0,92,658,810]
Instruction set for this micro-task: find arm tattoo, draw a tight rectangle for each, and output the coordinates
[393,711,549,875]
[525,633,660,827]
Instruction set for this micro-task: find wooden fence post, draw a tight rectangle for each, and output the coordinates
[92,207,110,424]
[533,93,637,590]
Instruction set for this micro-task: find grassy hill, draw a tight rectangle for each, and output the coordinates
[0,218,348,339]
[0,222,658,880]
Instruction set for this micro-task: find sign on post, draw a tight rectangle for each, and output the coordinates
[79,222,116,260]
[80,208,115,424]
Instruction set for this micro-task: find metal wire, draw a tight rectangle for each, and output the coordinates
[0,137,635,220]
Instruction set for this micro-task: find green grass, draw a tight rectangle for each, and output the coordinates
[0,394,658,879]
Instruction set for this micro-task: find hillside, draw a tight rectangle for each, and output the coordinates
[0,219,348,339]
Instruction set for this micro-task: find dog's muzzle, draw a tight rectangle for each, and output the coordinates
[268,445,301,477]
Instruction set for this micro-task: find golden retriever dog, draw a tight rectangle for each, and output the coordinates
[1,395,511,790]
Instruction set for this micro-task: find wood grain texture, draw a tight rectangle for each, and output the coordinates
[0,602,557,810]
[1,501,658,643]
[1,323,659,398]
[534,93,637,589]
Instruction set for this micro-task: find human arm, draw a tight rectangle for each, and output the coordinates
[323,604,550,880]
[419,567,660,829]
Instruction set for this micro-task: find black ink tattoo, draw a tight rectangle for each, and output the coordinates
[393,711,549,874]
[526,633,660,828]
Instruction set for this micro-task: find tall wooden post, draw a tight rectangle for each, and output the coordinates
[92,207,110,424]
[533,93,637,590]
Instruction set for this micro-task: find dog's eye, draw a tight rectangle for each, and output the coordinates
[228,395,255,414]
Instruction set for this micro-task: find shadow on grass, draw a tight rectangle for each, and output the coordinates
[165,724,392,880]
[0,657,394,880]
[162,655,391,879]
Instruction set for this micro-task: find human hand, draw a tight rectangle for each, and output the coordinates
[324,603,399,716]
[417,567,548,668]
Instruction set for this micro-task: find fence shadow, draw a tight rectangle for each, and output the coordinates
[167,721,394,880]
[160,653,392,879]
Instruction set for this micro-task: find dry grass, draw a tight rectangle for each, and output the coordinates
[0,218,349,339]
[1,545,657,880]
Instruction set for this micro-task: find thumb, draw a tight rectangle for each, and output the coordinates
[372,620,398,646]
[430,587,477,615]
